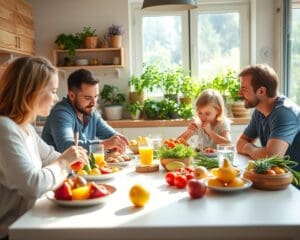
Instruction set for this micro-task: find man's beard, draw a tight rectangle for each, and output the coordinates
[74,98,94,116]
[243,96,260,109]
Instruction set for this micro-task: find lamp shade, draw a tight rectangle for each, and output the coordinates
[142,0,198,11]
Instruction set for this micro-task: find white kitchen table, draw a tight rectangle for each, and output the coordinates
[9,155,300,240]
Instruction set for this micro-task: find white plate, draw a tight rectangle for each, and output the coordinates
[78,168,122,181]
[107,161,130,167]
[205,178,252,192]
[47,184,116,207]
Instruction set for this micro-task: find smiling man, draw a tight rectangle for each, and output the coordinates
[236,64,300,170]
[42,69,128,153]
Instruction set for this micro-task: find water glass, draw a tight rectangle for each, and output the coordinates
[139,140,154,166]
[217,144,235,166]
[89,143,105,166]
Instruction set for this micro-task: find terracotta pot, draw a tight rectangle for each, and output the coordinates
[179,97,192,104]
[111,35,122,48]
[231,101,250,118]
[129,92,145,104]
[85,36,98,48]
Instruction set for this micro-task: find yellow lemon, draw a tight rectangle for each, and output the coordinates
[227,177,244,187]
[89,168,101,175]
[129,184,150,207]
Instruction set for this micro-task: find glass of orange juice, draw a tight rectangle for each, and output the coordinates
[139,140,154,166]
[89,143,105,167]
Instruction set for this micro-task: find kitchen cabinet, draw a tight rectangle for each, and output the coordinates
[52,48,124,71]
[0,0,35,56]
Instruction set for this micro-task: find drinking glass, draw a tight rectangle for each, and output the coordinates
[139,140,154,166]
[217,143,235,166]
[89,143,105,167]
[149,135,162,158]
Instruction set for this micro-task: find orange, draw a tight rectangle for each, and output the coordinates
[271,166,286,175]
[129,184,150,207]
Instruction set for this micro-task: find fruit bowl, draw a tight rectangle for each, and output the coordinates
[243,170,293,190]
[160,157,192,171]
[128,144,139,154]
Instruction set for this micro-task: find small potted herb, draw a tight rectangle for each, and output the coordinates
[161,66,183,103]
[54,33,81,60]
[100,84,126,120]
[107,24,124,48]
[127,101,144,120]
[78,26,98,48]
[179,76,199,104]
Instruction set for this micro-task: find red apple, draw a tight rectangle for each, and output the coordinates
[54,182,72,200]
[187,179,207,199]
[89,182,109,199]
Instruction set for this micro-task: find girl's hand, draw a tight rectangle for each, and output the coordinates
[60,146,88,165]
[201,122,212,134]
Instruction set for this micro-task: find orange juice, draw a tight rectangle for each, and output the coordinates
[93,153,105,167]
[139,147,153,166]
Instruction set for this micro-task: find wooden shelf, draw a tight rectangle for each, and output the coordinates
[52,48,124,70]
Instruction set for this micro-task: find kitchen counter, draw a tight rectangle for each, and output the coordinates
[9,155,300,240]
[107,118,249,128]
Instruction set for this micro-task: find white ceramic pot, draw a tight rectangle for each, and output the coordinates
[104,105,123,120]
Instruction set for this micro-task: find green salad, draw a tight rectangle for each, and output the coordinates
[158,144,196,159]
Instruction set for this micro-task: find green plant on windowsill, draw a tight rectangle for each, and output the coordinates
[161,66,183,95]
[140,64,162,92]
[127,101,144,115]
[180,75,200,99]
[100,84,126,106]
[178,103,193,119]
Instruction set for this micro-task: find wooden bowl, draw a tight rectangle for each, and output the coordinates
[160,157,192,171]
[243,170,293,190]
[128,145,139,154]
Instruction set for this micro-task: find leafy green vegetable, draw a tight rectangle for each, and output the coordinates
[193,153,219,169]
[158,144,196,159]
[89,153,96,169]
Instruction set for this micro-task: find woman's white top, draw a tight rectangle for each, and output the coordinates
[0,117,61,238]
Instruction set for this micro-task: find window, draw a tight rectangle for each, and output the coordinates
[131,1,250,90]
[287,1,300,104]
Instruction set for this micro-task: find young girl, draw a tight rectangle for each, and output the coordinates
[178,89,231,150]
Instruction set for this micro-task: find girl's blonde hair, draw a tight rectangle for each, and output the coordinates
[195,89,227,121]
[0,56,57,124]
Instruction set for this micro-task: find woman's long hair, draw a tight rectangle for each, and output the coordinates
[0,56,57,124]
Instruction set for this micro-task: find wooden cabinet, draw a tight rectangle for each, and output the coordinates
[52,48,124,70]
[0,0,35,56]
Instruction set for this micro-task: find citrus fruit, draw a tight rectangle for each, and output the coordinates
[129,184,150,207]
[207,177,225,187]
[72,186,90,200]
[227,177,244,187]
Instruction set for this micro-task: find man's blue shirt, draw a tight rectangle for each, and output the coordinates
[42,97,116,152]
[244,96,300,170]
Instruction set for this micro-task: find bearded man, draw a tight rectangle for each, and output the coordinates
[236,64,300,170]
[42,69,128,153]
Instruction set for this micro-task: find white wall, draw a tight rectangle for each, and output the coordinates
[28,0,131,99]
[28,0,281,99]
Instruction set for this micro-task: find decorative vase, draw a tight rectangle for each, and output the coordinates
[130,110,141,120]
[111,35,122,48]
[85,36,98,48]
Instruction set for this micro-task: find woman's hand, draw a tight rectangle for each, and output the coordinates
[59,146,89,166]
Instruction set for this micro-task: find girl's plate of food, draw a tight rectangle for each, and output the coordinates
[202,147,218,157]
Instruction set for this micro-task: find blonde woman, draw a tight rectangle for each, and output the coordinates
[178,89,231,150]
[0,56,88,239]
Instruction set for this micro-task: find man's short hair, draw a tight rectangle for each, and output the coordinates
[238,64,279,97]
[68,69,99,91]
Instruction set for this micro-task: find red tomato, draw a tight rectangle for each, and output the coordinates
[165,172,177,186]
[185,167,194,173]
[174,175,187,189]
[186,173,194,181]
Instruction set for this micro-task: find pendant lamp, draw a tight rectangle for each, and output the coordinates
[142,0,198,11]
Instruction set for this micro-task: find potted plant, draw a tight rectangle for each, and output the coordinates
[179,75,199,104]
[107,24,124,48]
[178,103,193,119]
[78,26,98,49]
[127,101,144,120]
[161,66,183,103]
[128,75,145,104]
[100,84,126,120]
[54,33,81,61]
